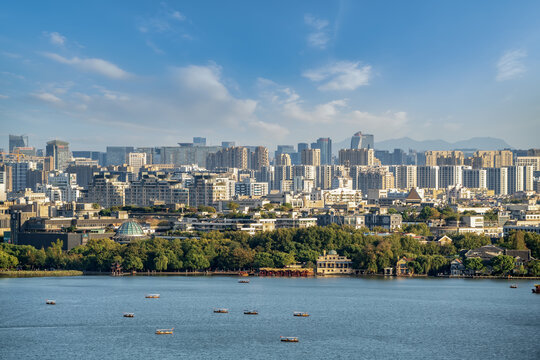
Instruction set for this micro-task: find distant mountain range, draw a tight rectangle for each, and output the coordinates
[333,136,512,154]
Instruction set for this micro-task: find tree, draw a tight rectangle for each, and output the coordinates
[465,257,484,271]
[92,203,101,210]
[490,255,514,275]
[0,249,19,269]
[263,203,275,211]
[227,202,239,212]
[528,260,540,277]
[253,252,274,268]
[124,255,144,271]
[154,253,168,271]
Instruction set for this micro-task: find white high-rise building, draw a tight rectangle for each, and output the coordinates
[439,166,463,189]
[128,152,147,178]
[417,166,439,189]
[463,168,487,189]
[395,165,417,190]
[486,167,508,195]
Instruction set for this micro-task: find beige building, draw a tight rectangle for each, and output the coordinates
[471,150,513,168]
[338,148,375,166]
[515,156,540,172]
[301,149,321,166]
[425,151,464,166]
[316,250,354,275]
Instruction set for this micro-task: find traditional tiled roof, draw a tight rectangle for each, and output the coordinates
[465,245,503,260]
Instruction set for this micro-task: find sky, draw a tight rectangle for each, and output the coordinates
[1,1,539,151]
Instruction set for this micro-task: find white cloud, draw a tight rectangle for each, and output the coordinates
[32,92,62,104]
[138,4,186,33]
[303,61,372,91]
[304,14,330,49]
[0,94,9,99]
[496,49,527,81]
[44,31,66,46]
[146,40,165,54]
[42,52,131,79]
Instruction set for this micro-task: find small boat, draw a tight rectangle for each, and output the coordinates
[510,284,518,289]
[214,308,229,313]
[533,284,540,294]
[155,328,174,335]
[280,336,299,342]
[145,294,160,298]
[239,271,249,277]
[238,280,250,284]
[293,312,309,317]
[123,313,135,317]
[46,299,56,305]
[244,310,258,315]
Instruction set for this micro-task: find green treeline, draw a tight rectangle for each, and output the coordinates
[1,226,539,276]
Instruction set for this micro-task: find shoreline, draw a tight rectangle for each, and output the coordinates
[0,270,83,278]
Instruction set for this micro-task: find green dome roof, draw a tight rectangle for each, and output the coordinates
[116,221,144,237]
[328,250,337,255]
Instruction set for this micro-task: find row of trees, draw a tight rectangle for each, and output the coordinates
[1,226,539,276]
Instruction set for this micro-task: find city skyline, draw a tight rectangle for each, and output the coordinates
[1,1,540,150]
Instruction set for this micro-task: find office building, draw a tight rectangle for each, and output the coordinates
[46,140,71,171]
[350,131,374,149]
[106,146,134,166]
[312,138,332,165]
[9,135,28,153]
[221,141,235,148]
[193,137,207,146]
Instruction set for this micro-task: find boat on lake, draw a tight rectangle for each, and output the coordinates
[238,280,250,283]
[244,310,258,315]
[510,284,517,289]
[155,328,174,335]
[533,284,540,294]
[214,308,229,313]
[45,299,56,305]
[145,294,160,298]
[280,336,299,342]
[123,313,135,317]
[293,312,309,317]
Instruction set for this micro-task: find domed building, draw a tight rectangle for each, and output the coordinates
[114,221,147,244]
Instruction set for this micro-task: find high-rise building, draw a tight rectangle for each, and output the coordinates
[46,140,71,171]
[128,152,147,178]
[275,153,291,166]
[338,149,375,166]
[312,138,332,165]
[106,146,134,166]
[301,149,321,166]
[417,166,439,189]
[350,132,374,149]
[350,166,394,193]
[515,156,540,172]
[206,146,248,170]
[188,173,232,207]
[394,165,417,190]
[425,151,464,166]
[9,135,28,153]
[251,146,269,170]
[486,167,508,195]
[193,137,207,146]
[85,173,129,208]
[221,141,235,148]
[438,166,463,189]
[472,150,513,168]
[463,168,487,189]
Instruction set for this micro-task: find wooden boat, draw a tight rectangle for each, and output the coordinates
[155,328,174,335]
[280,336,299,342]
[46,299,56,305]
[293,312,309,317]
[510,284,518,289]
[238,280,250,284]
[145,294,160,298]
[243,310,258,315]
[213,308,229,313]
[123,313,135,317]
[533,284,540,294]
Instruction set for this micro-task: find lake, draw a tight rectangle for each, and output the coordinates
[0,276,538,360]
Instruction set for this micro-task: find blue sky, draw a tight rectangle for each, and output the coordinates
[1,1,539,151]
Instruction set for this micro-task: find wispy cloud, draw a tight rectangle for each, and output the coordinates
[42,52,131,79]
[0,94,9,99]
[303,61,372,91]
[2,51,22,59]
[496,49,527,81]
[44,31,66,46]
[304,14,330,49]
[138,4,186,33]
[32,92,62,104]
[146,40,165,54]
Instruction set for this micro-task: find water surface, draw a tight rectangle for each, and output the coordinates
[0,276,538,360]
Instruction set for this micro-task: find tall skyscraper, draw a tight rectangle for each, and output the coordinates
[350,132,374,150]
[46,140,71,171]
[9,135,28,153]
[301,149,321,166]
[251,146,269,170]
[106,146,134,166]
[313,138,332,165]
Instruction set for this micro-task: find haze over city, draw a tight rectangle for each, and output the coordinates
[1,1,539,150]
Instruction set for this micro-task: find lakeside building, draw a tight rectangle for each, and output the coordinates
[316,250,354,275]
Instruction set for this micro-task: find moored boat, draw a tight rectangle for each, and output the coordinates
[244,310,258,315]
[155,328,174,335]
[510,284,517,289]
[280,336,299,342]
[293,312,309,317]
[214,308,229,313]
[46,299,56,305]
[238,280,250,283]
[533,284,540,293]
[123,312,135,317]
[145,294,160,298]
